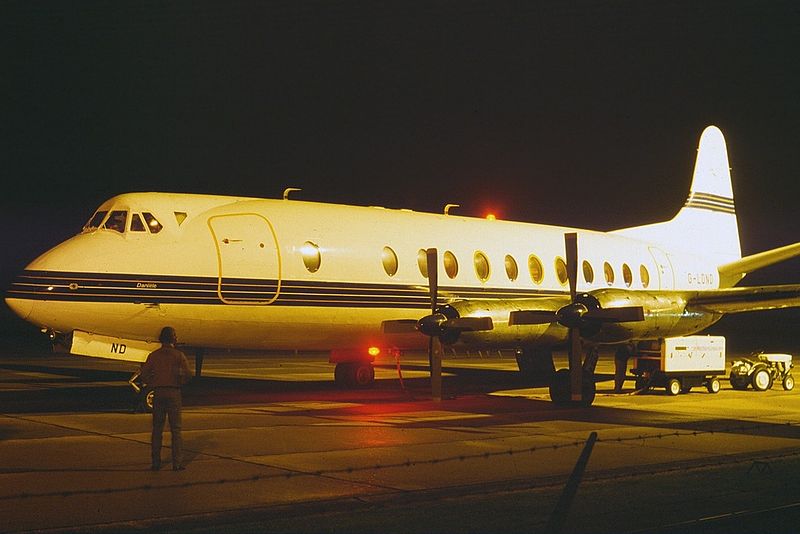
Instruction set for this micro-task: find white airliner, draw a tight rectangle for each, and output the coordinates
[5,126,800,405]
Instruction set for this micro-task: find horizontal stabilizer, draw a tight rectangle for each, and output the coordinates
[718,241,800,288]
[688,284,800,314]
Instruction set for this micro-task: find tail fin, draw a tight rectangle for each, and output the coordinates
[614,125,742,267]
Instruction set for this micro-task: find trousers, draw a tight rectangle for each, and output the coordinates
[151,387,183,468]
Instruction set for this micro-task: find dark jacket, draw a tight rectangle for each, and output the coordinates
[141,345,192,388]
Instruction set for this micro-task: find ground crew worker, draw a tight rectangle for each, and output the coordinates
[140,326,192,471]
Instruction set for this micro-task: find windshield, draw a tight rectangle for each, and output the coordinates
[103,210,128,233]
[82,210,108,232]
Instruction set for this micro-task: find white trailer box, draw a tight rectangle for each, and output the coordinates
[661,336,726,373]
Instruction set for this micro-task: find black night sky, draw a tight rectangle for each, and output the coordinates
[2,1,799,342]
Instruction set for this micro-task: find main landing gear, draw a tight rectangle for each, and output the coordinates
[516,347,598,407]
[334,362,375,388]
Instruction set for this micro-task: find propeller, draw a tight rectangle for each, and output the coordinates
[381,248,493,400]
[509,233,645,404]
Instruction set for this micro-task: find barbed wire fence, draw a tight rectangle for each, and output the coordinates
[2,415,799,501]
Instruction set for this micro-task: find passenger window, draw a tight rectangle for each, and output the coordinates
[382,246,398,277]
[604,262,615,286]
[142,213,163,233]
[528,255,544,285]
[505,255,518,281]
[174,212,188,226]
[103,210,128,233]
[302,242,321,273]
[84,210,108,231]
[474,251,490,282]
[555,257,568,286]
[417,249,429,278]
[640,265,650,288]
[444,251,458,279]
[130,214,146,232]
[622,263,633,287]
[582,260,594,284]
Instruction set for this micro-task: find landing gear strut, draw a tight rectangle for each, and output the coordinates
[334,362,375,389]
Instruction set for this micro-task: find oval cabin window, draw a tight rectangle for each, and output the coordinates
[640,264,650,288]
[302,242,321,273]
[444,251,458,279]
[474,251,490,282]
[604,262,615,286]
[582,260,594,284]
[382,246,398,277]
[622,263,633,287]
[555,257,568,286]
[417,249,429,278]
[505,255,518,281]
[528,255,544,284]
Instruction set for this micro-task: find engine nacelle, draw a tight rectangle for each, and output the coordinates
[445,289,721,348]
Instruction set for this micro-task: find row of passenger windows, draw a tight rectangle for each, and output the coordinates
[300,241,652,289]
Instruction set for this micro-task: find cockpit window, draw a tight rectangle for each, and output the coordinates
[130,213,147,232]
[103,210,128,233]
[142,212,163,233]
[84,210,108,231]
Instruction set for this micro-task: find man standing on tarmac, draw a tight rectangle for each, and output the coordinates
[141,326,192,471]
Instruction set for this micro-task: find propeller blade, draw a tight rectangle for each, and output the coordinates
[509,310,558,326]
[565,232,578,301]
[426,248,438,313]
[429,335,443,401]
[569,327,583,402]
[381,319,420,334]
[425,247,442,401]
[444,316,493,331]
[584,306,645,323]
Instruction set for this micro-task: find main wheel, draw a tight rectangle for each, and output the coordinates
[549,369,571,404]
[549,369,596,407]
[667,378,681,396]
[751,368,773,392]
[783,374,795,391]
[706,377,721,394]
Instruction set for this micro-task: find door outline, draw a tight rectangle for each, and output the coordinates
[208,213,282,305]
[647,247,675,290]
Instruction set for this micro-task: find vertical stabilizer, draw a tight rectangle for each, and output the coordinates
[614,125,742,268]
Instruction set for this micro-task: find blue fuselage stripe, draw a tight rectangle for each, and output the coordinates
[7,270,564,308]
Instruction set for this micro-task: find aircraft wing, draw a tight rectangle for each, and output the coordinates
[687,284,800,314]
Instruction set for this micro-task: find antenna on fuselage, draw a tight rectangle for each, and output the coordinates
[443,204,460,215]
[283,188,302,200]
